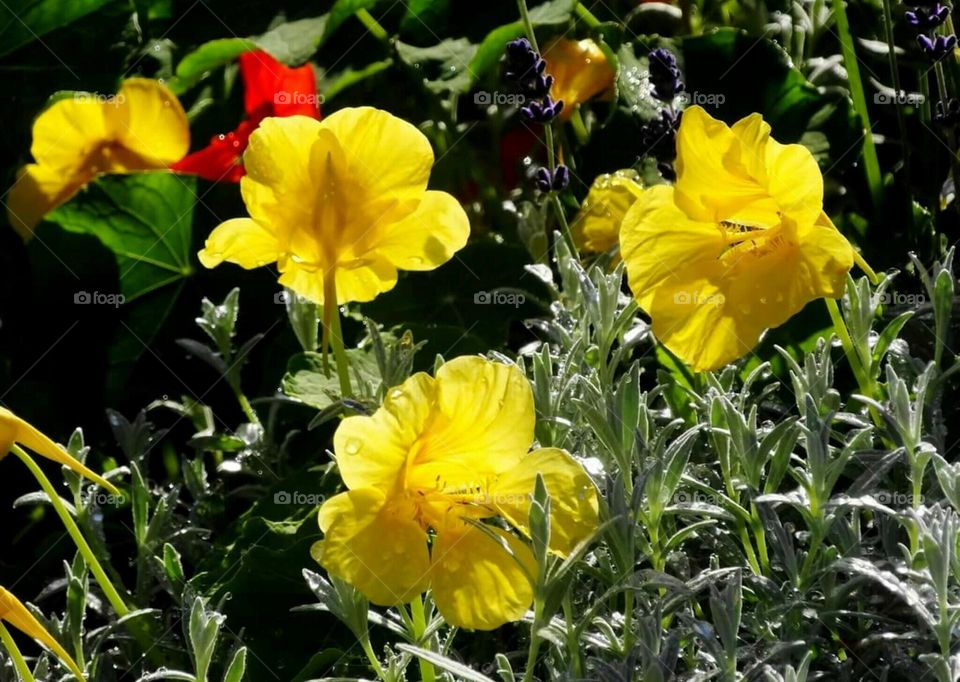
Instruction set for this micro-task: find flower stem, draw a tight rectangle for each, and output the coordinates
[359,637,386,680]
[11,446,130,619]
[233,389,260,426]
[410,596,436,682]
[323,277,353,399]
[574,2,602,27]
[831,0,883,211]
[355,9,388,42]
[0,623,37,682]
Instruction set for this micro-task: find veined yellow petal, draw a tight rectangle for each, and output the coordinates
[317,489,431,605]
[407,357,535,491]
[674,106,778,224]
[106,79,190,167]
[29,97,107,172]
[198,218,280,269]
[620,184,725,313]
[491,447,599,556]
[318,106,433,213]
[374,190,470,271]
[241,115,324,233]
[430,522,535,630]
[0,407,119,494]
[0,586,86,681]
[276,254,399,305]
[334,372,437,490]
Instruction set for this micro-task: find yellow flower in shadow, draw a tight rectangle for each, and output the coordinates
[572,169,644,258]
[543,38,615,120]
[0,585,86,680]
[0,407,119,494]
[619,106,855,371]
[314,356,599,630]
[198,107,470,308]
[6,79,189,238]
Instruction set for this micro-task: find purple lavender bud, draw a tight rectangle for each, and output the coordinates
[917,32,958,60]
[648,48,685,102]
[906,3,951,28]
[535,167,553,192]
[552,164,570,191]
[521,96,564,123]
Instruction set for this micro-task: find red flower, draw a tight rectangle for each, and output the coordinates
[172,50,320,182]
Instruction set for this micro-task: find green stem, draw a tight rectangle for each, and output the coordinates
[522,613,543,682]
[831,0,883,211]
[410,596,436,682]
[359,637,386,680]
[323,278,353,398]
[824,298,871,395]
[0,623,37,682]
[879,0,911,188]
[569,108,589,145]
[12,446,130,619]
[355,8,388,42]
[574,2,602,27]
[562,594,583,677]
[233,390,260,426]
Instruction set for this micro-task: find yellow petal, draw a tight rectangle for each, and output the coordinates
[241,115,324,233]
[407,357,535,491]
[374,190,470,271]
[277,254,399,305]
[620,184,725,313]
[317,489,431,605]
[430,522,535,630]
[198,218,280,270]
[543,38,615,117]
[0,585,86,681]
[0,407,119,494]
[674,106,779,224]
[105,79,190,166]
[572,170,644,255]
[491,447,599,556]
[318,106,433,216]
[334,373,436,490]
[5,164,89,238]
[29,97,108,172]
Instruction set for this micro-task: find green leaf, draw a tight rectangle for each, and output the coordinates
[169,38,256,94]
[319,58,393,102]
[397,38,478,95]
[467,0,578,85]
[679,28,859,165]
[254,16,328,66]
[45,172,196,393]
[282,351,379,409]
[223,647,247,682]
[0,0,113,57]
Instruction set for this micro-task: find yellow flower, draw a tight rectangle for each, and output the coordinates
[198,107,470,307]
[0,407,119,494]
[0,585,86,680]
[543,38,615,120]
[619,106,855,371]
[315,356,598,630]
[572,169,644,256]
[6,79,190,238]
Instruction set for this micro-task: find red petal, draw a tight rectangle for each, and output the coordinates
[239,50,320,121]
[171,121,258,183]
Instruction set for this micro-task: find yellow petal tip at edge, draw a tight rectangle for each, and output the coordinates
[0,586,86,681]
